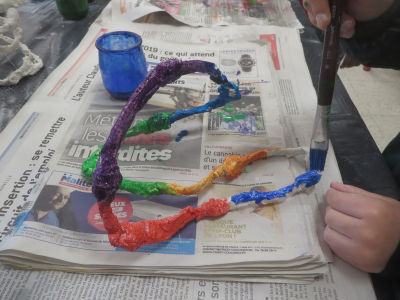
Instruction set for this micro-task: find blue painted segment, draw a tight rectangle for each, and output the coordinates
[175,130,189,142]
[231,170,321,205]
[169,82,241,123]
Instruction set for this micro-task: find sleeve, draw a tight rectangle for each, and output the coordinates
[382,133,400,186]
[380,241,400,278]
[57,201,78,231]
[380,133,400,278]
[339,0,400,69]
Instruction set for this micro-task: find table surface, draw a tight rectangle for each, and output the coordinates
[1,0,399,299]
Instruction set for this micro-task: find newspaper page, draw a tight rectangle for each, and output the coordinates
[112,0,302,28]
[0,19,376,300]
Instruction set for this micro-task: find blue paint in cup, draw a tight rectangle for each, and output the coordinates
[96,31,147,100]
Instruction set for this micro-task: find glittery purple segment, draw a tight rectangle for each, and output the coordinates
[92,59,229,203]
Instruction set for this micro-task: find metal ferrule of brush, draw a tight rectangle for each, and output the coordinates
[310,104,330,151]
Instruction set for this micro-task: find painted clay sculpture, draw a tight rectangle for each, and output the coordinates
[85,59,321,251]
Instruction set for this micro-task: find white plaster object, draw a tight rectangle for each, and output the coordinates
[0,0,43,86]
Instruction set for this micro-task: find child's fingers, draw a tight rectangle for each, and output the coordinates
[302,0,331,29]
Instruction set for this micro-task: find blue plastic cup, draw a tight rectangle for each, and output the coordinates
[96,31,147,100]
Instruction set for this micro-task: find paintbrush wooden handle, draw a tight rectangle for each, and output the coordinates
[317,0,344,106]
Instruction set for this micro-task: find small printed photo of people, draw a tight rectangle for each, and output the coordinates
[153,84,206,112]
[25,185,77,231]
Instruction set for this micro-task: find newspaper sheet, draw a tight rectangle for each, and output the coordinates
[111,0,302,28]
[0,23,330,283]
[0,259,376,300]
[0,9,376,300]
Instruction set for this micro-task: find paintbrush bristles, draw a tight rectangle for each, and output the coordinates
[309,149,327,171]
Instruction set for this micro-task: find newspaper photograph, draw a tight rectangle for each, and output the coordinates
[207,83,266,138]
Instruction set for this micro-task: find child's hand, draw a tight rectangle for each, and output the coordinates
[324,181,400,272]
[301,0,394,38]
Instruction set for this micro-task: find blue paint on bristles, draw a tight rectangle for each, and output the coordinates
[309,148,327,171]
[309,104,330,171]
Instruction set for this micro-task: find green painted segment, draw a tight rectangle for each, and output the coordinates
[81,112,176,196]
[217,112,235,122]
[82,147,176,196]
[81,146,102,180]
[234,114,245,119]
[218,106,248,122]
[82,112,172,181]
[126,112,171,137]
[223,105,235,113]
[121,179,176,196]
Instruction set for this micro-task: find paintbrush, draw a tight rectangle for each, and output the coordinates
[309,0,344,171]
